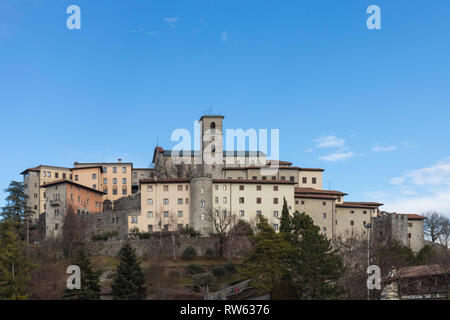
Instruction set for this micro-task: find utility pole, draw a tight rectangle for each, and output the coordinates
[364,223,372,300]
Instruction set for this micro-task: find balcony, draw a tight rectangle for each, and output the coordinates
[50,199,62,207]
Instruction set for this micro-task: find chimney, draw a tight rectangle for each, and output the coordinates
[118,158,122,163]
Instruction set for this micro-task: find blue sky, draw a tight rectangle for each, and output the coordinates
[1,0,449,215]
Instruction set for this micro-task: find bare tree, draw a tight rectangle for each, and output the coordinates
[205,207,237,258]
[424,212,448,243]
[154,158,194,178]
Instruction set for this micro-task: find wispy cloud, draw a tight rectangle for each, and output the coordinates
[221,31,229,41]
[314,135,345,148]
[164,17,180,28]
[390,157,450,186]
[372,145,397,152]
[318,152,355,162]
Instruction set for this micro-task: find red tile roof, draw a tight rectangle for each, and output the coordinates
[337,202,383,209]
[405,214,426,220]
[295,187,347,196]
[295,193,338,200]
[213,179,297,185]
[140,178,191,184]
[40,179,106,194]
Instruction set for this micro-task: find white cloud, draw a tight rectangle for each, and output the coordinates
[383,189,450,216]
[164,17,180,28]
[314,135,345,148]
[390,157,450,186]
[318,152,355,162]
[305,148,313,153]
[221,31,229,41]
[372,145,397,152]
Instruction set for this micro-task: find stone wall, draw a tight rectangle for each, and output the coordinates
[84,236,252,258]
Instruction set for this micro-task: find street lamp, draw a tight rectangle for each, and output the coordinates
[364,223,372,300]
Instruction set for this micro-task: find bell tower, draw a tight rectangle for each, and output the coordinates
[199,115,224,177]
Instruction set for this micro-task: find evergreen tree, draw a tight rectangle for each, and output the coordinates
[111,242,146,300]
[288,211,345,299]
[1,181,33,223]
[279,197,291,234]
[64,248,101,300]
[239,217,295,295]
[0,220,32,300]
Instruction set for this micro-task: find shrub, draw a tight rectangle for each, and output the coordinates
[137,232,151,239]
[211,266,226,277]
[169,269,181,279]
[186,264,205,275]
[204,248,217,258]
[182,227,201,238]
[181,246,197,260]
[224,263,237,274]
[91,230,119,241]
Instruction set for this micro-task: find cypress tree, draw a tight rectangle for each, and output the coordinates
[64,248,101,300]
[279,197,291,234]
[111,242,146,300]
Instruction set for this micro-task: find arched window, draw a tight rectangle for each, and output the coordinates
[211,144,216,155]
[210,122,216,129]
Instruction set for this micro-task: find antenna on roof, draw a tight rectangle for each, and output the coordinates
[156,136,159,147]
[203,106,213,115]
[326,181,332,190]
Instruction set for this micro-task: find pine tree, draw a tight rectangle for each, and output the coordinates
[279,197,291,234]
[0,220,32,300]
[239,217,295,295]
[288,211,345,299]
[1,181,33,223]
[111,242,146,300]
[64,248,101,300]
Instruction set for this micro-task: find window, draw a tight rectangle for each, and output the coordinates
[163,211,169,218]
[147,211,153,218]
[43,171,46,177]
[323,202,326,206]
[185,185,189,191]
[256,210,262,216]
[252,176,257,180]
[103,186,108,193]
[148,225,153,232]
[262,176,267,180]
[103,178,108,184]
[273,186,278,191]
[350,220,354,226]
[92,173,97,180]
[223,197,227,204]
[239,210,245,217]
[147,199,153,205]
[239,197,244,204]
[113,178,117,185]
[322,213,327,219]
[273,211,279,217]
[178,211,183,218]
[62,173,66,179]
[55,172,59,179]
[363,211,367,214]
[178,224,184,231]
[215,185,218,190]
[163,198,169,205]
[122,186,127,195]
[363,221,366,226]
[280,176,285,180]
[131,216,138,224]
[335,220,338,225]
[215,197,218,204]
[256,197,262,204]
[350,210,355,214]
[273,198,278,204]
[163,185,169,191]
[201,200,205,207]
[408,223,413,228]
[273,224,279,231]
[223,185,227,190]
[186,198,189,204]
[93,184,97,189]
[177,185,183,191]
[164,224,169,231]
[239,185,244,191]
[302,177,307,184]
[322,227,327,232]
[295,200,299,205]
[201,187,204,194]
[312,177,317,184]
[271,176,276,180]
[55,224,58,230]
[48,171,51,178]
[133,172,137,178]
[256,185,261,191]
[75,175,79,181]
[113,167,117,173]
[178,198,183,205]
[122,167,127,173]
[147,186,153,192]
[408,233,411,238]
[122,178,127,184]
[201,213,205,221]
[103,167,107,173]
[290,176,295,182]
